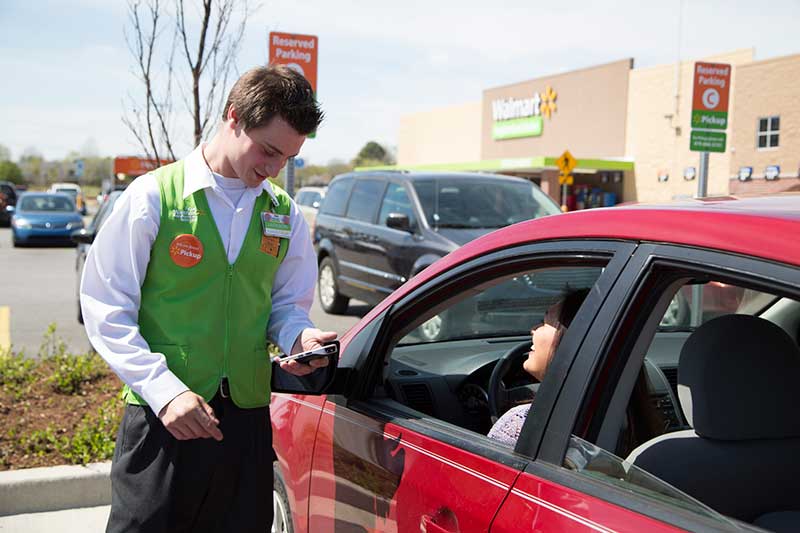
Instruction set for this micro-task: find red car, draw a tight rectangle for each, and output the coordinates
[271,194,800,533]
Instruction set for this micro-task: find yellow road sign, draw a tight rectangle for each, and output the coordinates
[558,173,574,185]
[556,150,577,174]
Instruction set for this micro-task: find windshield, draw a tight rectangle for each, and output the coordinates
[54,188,78,198]
[19,195,75,212]
[413,177,559,229]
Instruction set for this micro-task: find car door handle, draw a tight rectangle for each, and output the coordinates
[421,511,459,533]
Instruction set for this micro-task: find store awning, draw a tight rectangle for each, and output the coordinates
[355,156,634,173]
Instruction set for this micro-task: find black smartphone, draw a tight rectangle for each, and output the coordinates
[275,343,338,364]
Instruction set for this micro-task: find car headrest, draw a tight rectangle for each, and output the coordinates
[678,314,800,441]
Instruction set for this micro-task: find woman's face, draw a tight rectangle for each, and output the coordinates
[522,302,562,381]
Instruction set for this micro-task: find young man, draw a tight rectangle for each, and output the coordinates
[81,65,335,532]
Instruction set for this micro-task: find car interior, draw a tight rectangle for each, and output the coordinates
[368,259,800,531]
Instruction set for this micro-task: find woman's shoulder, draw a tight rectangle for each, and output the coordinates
[487,404,532,446]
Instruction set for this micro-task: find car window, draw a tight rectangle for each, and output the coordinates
[345,179,386,222]
[378,183,417,229]
[19,195,75,212]
[295,191,308,205]
[376,263,605,439]
[90,191,122,231]
[307,191,322,207]
[319,178,353,216]
[658,281,776,329]
[561,259,800,528]
[413,177,559,229]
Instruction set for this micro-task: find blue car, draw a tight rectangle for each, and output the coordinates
[10,192,84,247]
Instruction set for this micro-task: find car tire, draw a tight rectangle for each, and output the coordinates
[416,310,450,342]
[318,257,349,314]
[273,462,295,533]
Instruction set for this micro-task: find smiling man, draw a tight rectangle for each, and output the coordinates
[80,65,335,533]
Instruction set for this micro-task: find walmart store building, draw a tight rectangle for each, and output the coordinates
[377,49,799,207]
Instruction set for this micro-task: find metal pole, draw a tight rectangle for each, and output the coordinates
[696,151,709,198]
[285,157,295,198]
[561,183,568,212]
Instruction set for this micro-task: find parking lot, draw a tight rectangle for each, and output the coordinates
[0,224,366,357]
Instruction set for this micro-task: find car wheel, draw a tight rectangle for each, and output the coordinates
[660,293,689,327]
[416,310,452,342]
[318,257,349,314]
[273,463,294,533]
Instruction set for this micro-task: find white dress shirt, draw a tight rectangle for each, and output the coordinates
[80,145,316,415]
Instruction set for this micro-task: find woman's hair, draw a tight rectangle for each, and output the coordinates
[545,288,591,362]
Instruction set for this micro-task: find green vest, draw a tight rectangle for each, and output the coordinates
[122,160,291,408]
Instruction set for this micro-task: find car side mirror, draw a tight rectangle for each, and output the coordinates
[312,201,320,209]
[5,205,14,214]
[70,228,95,245]
[386,213,412,232]
[271,351,339,394]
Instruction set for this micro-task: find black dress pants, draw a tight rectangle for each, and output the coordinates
[106,391,273,533]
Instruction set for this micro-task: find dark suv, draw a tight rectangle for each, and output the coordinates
[314,171,560,316]
[0,181,18,227]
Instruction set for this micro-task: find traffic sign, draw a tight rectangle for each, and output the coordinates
[269,32,318,94]
[294,157,305,168]
[558,174,574,185]
[690,130,726,153]
[691,62,731,131]
[556,150,577,174]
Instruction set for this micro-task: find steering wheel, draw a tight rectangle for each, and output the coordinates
[487,341,539,423]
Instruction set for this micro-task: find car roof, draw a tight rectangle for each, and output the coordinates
[345,193,800,342]
[50,183,81,189]
[332,170,530,184]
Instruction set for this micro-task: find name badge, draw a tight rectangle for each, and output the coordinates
[260,212,291,238]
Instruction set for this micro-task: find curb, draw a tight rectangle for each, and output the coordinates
[0,462,111,516]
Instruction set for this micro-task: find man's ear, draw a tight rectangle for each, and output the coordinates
[226,106,239,128]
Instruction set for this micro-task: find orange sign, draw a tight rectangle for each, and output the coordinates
[269,32,318,93]
[113,157,173,177]
[169,234,204,268]
[691,62,731,114]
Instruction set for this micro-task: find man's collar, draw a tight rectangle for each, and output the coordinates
[183,144,280,207]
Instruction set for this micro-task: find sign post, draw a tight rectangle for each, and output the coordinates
[689,62,731,197]
[269,31,318,197]
[556,150,576,212]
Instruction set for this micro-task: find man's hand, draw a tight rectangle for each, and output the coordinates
[277,328,337,376]
[158,391,223,441]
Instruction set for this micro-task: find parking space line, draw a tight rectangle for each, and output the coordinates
[0,306,9,353]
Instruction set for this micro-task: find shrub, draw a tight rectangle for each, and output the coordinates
[0,348,36,399]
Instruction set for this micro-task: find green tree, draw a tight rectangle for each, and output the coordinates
[352,141,395,167]
[0,144,11,162]
[0,161,24,184]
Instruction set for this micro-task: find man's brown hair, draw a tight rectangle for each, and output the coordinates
[223,64,323,135]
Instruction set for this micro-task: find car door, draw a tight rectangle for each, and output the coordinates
[335,178,389,300]
[305,240,636,532]
[368,181,425,294]
[493,244,800,532]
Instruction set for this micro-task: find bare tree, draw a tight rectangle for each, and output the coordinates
[122,0,252,162]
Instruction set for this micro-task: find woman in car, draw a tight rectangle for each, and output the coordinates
[488,288,590,446]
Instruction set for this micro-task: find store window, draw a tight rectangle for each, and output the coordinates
[757,116,779,149]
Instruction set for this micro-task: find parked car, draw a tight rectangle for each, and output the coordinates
[272,194,800,533]
[10,192,84,247]
[0,181,18,227]
[295,185,326,231]
[71,190,124,323]
[314,171,560,315]
[49,182,87,215]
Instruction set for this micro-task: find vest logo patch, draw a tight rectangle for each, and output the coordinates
[170,208,202,222]
[169,234,204,268]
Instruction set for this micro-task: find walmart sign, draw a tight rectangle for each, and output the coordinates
[491,86,557,140]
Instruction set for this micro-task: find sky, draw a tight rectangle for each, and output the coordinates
[1,0,799,167]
